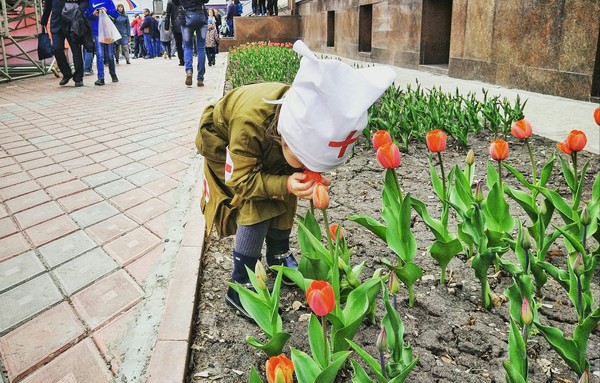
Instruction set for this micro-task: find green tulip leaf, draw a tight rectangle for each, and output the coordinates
[430,238,463,271]
[558,155,576,193]
[246,332,291,357]
[249,366,264,383]
[410,198,447,241]
[314,351,352,383]
[347,339,386,382]
[349,360,377,383]
[348,215,387,242]
[534,321,584,375]
[308,314,329,370]
[291,348,321,383]
[504,186,537,222]
[506,318,527,380]
[484,182,514,232]
[229,283,273,335]
[270,265,312,292]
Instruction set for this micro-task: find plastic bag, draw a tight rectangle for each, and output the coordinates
[97,11,122,44]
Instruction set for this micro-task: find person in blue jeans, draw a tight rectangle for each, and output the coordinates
[139,8,155,58]
[180,0,209,87]
[85,1,120,85]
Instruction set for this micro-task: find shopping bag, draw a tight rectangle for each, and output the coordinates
[37,26,54,60]
[98,11,122,44]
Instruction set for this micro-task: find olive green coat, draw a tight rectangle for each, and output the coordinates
[195,82,298,238]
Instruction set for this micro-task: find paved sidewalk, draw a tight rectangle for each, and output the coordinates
[0,53,226,383]
[0,49,598,383]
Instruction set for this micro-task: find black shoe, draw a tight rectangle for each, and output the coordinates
[267,252,298,286]
[94,79,105,86]
[59,75,72,86]
[178,62,184,66]
[111,75,119,83]
[74,81,83,87]
[225,285,253,320]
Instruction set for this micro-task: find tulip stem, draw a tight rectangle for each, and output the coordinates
[497,160,503,189]
[379,350,386,378]
[526,140,537,187]
[391,169,403,200]
[522,323,529,344]
[571,152,579,193]
[437,152,447,199]
[322,209,340,311]
[321,315,329,363]
[408,285,415,307]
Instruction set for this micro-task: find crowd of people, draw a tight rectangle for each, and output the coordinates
[40,0,237,87]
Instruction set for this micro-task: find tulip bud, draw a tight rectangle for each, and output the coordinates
[580,205,591,226]
[521,228,532,250]
[329,223,343,241]
[306,280,336,316]
[255,261,267,290]
[426,129,447,153]
[578,370,590,383]
[566,130,587,152]
[557,140,573,155]
[376,142,401,169]
[473,180,484,203]
[510,119,533,140]
[594,106,600,126]
[573,253,585,276]
[465,149,475,166]
[372,130,393,151]
[388,271,400,295]
[376,326,388,353]
[266,355,294,383]
[521,297,533,326]
[488,139,509,161]
[312,183,330,209]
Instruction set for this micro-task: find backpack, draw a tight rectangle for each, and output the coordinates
[237,3,242,16]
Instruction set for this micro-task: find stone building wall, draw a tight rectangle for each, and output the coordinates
[296,0,600,101]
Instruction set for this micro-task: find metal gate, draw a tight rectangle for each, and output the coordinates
[0,0,49,83]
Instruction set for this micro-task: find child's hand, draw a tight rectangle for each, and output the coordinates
[287,172,314,199]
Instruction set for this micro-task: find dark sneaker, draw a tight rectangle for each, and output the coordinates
[111,75,119,83]
[185,72,193,86]
[197,80,204,87]
[225,285,253,320]
[59,75,72,86]
[74,81,83,87]
[267,252,298,286]
[94,79,105,86]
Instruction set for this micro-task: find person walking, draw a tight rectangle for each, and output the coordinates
[139,8,155,58]
[130,13,144,58]
[180,0,209,87]
[158,13,172,58]
[205,18,218,66]
[165,0,184,66]
[151,13,161,57]
[40,0,87,86]
[194,40,396,319]
[114,4,131,64]
[266,0,277,16]
[225,0,236,37]
[85,0,120,85]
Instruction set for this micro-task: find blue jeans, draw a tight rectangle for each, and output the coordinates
[83,49,94,72]
[94,37,116,80]
[182,12,207,81]
[143,34,155,58]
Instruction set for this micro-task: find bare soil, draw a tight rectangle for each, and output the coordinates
[187,132,600,383]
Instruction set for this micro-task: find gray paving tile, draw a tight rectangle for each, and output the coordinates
[81,171,120,188]
[94,179,136,199]
[0,273,62,334]
[38,230,98,268]
[70,201,119,228]
[113,162,148,177]
[126,168,163,187]
[127,132,153,142]
[0,251,45,293]
[136,137,164,148]
[127,149,157,161]
[28,135,55,144]
[52,248,118,296]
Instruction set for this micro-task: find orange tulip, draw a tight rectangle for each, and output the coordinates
[594,106,600,126]
[376,142,401,168]
[426,129,447,152]
[488,139,509,161]
[372,130,392,151]
[511,119,533,140]
[557,140,572,155]
[312,182,330,209]
[328,223,343,241]
[266,354,294,383]
[566,130,587,152]
[302,169,323,184]
[305,280,335,316]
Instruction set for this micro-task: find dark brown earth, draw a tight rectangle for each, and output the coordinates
[187,132,600,383]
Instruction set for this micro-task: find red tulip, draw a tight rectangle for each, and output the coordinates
[557,140,572,155]
[312,182,330,209]
[376,142,401,168]
[594,106,600,126]
[328,224,343,241]
[372,130,392,151]
[266,354,294,383]
[488,139,509,161]
[426,129,447,152]
[302,169,323,184]
[566,130,587,152]
[511,119,533,140]
[305,280,335,316]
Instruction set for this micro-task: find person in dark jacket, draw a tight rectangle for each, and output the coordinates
[139,8,155,58]
[40,0,88,86]
[114,4,131,64]
[151,13,161,57]
[179,0,209,87]
[226,0,236,37]
[165,0,184,66]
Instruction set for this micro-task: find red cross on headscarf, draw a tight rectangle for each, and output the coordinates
[328,130,360,158]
